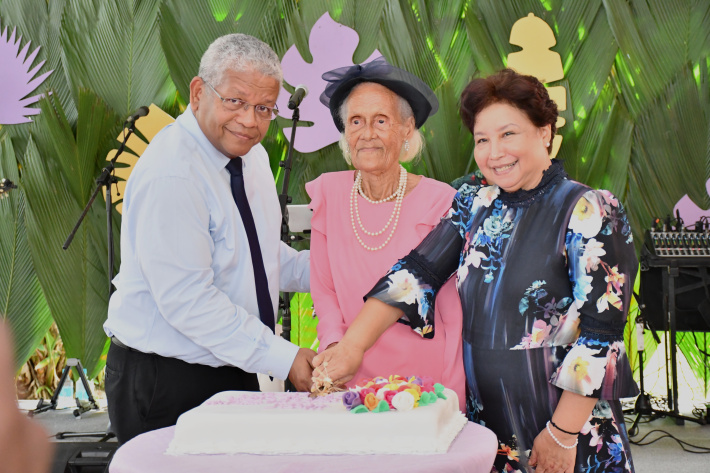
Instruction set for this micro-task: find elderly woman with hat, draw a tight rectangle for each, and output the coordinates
[305,57,465,409]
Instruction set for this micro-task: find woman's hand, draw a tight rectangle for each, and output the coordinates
[528,425,577,473]
[311,340,364,388]
[310,298,404,391]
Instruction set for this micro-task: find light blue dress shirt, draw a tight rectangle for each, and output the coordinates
[104,106,309,381]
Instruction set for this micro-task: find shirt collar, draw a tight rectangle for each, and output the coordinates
[177,105,253,175]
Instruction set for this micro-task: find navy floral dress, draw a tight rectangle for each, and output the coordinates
[366,161,638,472]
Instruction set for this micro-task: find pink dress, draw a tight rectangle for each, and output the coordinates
[306,171,465,411]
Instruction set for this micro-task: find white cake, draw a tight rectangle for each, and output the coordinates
[167,377,468,455]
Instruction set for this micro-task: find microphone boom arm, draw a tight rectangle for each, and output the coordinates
[63,118,139,297]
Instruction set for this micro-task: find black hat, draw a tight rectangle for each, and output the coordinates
[320,57,439,132]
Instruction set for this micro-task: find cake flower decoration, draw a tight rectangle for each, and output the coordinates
[391,391,416,411]
[342,391,362,410]
[384,390,397,408]
[359,387,376,404]
[343,375,444,413]
[373,400,390,412]
[405,387,422,404]
[363,392,379,411]
[434,383,448,399]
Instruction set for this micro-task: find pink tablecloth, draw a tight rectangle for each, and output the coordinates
[110,422,497,473]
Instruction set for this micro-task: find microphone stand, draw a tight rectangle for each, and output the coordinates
[278,107,300,392]
[64,120,137,288]
[31,120,137,420]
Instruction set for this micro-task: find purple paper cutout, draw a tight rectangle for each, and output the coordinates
[674,179,710,226]
[0,26,53,125]
[277,12,381,153]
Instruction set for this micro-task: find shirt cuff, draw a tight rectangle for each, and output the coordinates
[261,334,300,381]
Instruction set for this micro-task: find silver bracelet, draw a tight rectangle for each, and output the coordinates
[546,421,578,450]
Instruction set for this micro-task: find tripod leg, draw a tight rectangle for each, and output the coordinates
[30,364,72,416]
[74,360,99,409]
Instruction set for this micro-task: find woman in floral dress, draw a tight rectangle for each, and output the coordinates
[313,69,638,473]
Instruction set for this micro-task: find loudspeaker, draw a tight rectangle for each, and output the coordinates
[51,442,117,473]
[640,265,710,332]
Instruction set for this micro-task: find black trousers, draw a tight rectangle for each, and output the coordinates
[105,340,259,445]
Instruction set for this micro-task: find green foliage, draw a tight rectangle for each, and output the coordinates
[22,323,66,399]
[60,0,178,116]
[0,138,52,370]
[0,0,707,393]
[17,92,122,377]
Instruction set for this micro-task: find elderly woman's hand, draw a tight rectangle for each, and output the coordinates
[311,340,364,389]
[528,425,577,473]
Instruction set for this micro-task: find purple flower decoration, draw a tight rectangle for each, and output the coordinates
[0,26,53,124]
[276,12,381,153]
[342,391,362,410]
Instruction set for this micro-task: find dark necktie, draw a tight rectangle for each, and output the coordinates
[225,157,275,333]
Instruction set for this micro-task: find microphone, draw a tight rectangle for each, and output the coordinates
[287,85,308,110]
[126,106,150,123]
[0,178,17,199]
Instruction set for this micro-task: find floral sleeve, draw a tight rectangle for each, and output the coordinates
[550,189,640,399]
[364,185,476,338]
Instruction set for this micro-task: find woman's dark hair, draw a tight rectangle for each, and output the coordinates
[460,69,558,154]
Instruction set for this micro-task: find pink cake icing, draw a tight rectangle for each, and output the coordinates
[204,391,342,410]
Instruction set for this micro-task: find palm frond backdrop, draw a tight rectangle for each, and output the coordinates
[0,0,708,393]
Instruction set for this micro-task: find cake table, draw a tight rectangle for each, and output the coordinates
[109,422,498,473]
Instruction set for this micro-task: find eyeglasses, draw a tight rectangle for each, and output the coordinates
[203,80,279,121]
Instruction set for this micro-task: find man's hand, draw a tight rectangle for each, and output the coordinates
[288,348,316,392]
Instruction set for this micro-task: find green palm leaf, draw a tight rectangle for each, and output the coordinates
[551,2,619,182]
[419,80,475,182]
[626,68,710,245]
[0,137,52,371]
[60,0,178,117]
[19,90,122,376]
[159,0,285,102]
[603,0,710,245]
[603,0,707,118]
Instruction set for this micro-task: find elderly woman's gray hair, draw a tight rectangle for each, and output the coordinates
[198,34,283,86]
[337,84,424,165]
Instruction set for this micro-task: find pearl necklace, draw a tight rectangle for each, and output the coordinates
[350,166,407,251]
[354,166,407,237]
[357,170,401,203]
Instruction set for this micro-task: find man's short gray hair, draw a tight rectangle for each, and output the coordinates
[198,34,283,86]
[338,83,424,165]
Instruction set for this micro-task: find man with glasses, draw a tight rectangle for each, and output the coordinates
[104,34,313,445]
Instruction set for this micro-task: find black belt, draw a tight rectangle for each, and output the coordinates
[111,336,136,352]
